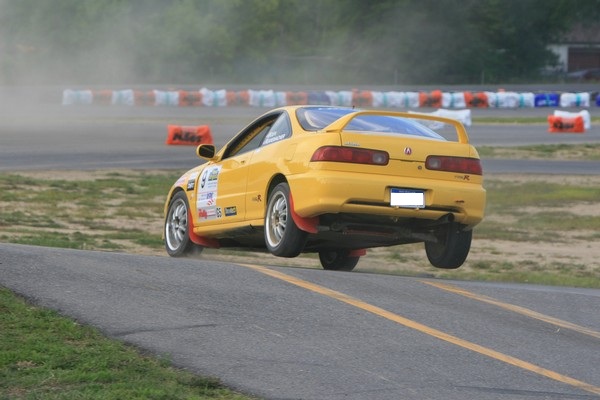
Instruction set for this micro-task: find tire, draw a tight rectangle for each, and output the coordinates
[264,183,307,258]
[319,250,360,271]
[425,224,472,269]
[164,191,202,257]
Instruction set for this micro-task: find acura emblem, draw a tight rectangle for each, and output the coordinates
[404,147,412,155]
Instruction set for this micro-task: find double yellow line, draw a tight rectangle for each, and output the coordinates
[241,263,600,396]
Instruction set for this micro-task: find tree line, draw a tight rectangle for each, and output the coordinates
[1,0,599,85]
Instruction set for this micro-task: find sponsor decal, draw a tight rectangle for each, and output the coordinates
[200,170,207,188]
[198,206,219,220]
[199,166,219,190]
[186,172,199,191]
[197,166,222,219]
[263,132,286,145]
[199,191,215,205]
[174,131,200,144]
[224,206,237,217]
[206,207,218,219]
[208,168,219,182]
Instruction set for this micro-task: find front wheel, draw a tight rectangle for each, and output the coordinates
[264,183,307,258]
[319,250,360,271]
[425,224,472,269]
[165,191,202,257]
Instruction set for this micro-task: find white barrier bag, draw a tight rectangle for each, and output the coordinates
[485,92,520,108]
[409,108,471,126]
[403,92,420,108]
[433,108,472,126]
[62,89,93,105]
[153,90,180,106]
[554,110,591,130]
[559,92,590,108]
[200,88,227,107]
[249,90,277,107]
[371,91,420,108]
[516,92,535,108]
[372,91,399,108]
[410,109,472,128]
[326,90,353,106]
[442,92,467,109]
[111,89,135,106]
[275,91,287,107]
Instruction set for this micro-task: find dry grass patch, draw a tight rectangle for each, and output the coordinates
[1,170,599,287]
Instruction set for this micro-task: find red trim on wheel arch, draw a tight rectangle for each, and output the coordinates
[188,207,220,248]
[289,195,319,234]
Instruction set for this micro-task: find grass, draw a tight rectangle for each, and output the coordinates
[477,143,600,160]
[1,166,599,286]
[483,179,600,212]
[0,170,178,252]
[473,116,600,125]
[0,288,251,400]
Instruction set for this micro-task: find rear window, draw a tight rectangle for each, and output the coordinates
[296,107,445,140]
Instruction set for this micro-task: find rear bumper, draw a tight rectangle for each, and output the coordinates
[288,171,486,228]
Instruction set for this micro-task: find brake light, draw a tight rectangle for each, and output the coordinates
[426,156,482,175]
[311,146,389,165]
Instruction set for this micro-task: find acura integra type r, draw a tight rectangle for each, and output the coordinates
[164,106,486,271]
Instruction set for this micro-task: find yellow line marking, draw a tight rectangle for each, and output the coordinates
[421,280,600,341]
[240,263,600,396]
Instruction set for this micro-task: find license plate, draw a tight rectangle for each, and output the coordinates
[390,188,425,208]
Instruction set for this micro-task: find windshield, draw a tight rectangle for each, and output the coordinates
[296,107,446,140]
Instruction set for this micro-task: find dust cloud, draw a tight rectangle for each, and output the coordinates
[0,1,417,88]
[0,0,147,87]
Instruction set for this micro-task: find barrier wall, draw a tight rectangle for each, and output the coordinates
[62,87,600,109]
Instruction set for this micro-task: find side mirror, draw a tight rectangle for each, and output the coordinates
[196,144,216,160]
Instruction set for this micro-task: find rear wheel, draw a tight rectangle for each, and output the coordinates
[319,250,360,271]
[165,191,202,257]
[264,183,307,257]
[425,224,472,269]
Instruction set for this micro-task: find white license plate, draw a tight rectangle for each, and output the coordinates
[390,189,425,208]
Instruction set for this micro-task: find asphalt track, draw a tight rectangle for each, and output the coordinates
[1,88,600,399]
[2,243,600,399]
[1,91,600,172]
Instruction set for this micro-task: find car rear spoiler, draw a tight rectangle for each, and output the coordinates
[322,110,470,144]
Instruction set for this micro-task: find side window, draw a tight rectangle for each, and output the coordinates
[261,113,291,146]
[222,113,280,159]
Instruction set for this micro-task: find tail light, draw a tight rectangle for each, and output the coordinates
[311,146,389,165]
[426,156,482,175]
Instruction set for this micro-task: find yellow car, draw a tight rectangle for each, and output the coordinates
[164,106,486,271]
